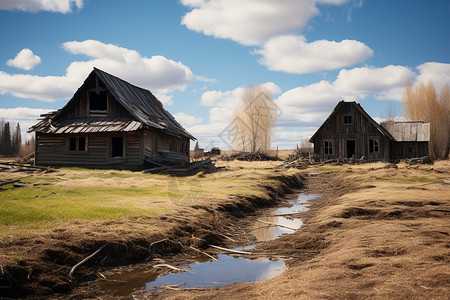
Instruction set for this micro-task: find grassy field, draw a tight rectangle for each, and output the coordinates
[0,160,291,239]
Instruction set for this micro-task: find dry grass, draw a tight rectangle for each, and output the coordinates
[161,161,450,299]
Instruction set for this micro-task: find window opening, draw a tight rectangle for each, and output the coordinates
[89,91,107,111]
[112,137,123,157]
[69,137,86,152]
[344,115,353,124]
[369,139,379,153]
[324,141,333,155]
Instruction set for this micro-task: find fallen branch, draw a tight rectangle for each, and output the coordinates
[189,246,218,261]
[153,264,191,273]
[256,219,297,230]
[150,238,171,247]
[218,233,236,242]
[210,245,252,255]
[69,244,106,276]
[0,179,20,187]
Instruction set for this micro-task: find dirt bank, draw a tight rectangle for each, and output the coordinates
[0,170,303,298]
[150,161,449,299]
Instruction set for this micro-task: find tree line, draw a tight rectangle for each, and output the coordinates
[0,119,34,157]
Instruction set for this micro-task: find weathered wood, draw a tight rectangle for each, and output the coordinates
[0,179,20,187]
[210,245,253,255]
[69,244,106,276]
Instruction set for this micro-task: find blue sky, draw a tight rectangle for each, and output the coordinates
[0,0,449,149]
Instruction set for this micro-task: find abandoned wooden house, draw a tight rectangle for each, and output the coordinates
[309,101,430,161]
[28,68,195,168]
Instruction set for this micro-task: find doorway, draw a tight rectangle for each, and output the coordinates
[347,140,355,158]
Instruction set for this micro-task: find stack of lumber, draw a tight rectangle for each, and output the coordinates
[220,151,278,161]
[143,158,217,176]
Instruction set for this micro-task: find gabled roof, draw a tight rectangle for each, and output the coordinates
[29,68,195,140]
[309,101,394,142]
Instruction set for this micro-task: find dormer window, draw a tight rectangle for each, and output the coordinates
[89,90,108,117]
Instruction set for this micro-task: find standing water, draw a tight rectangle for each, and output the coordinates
[98,194,320,296]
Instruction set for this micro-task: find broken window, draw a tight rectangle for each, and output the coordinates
[324,141,333,155]
[89,91,107,112]
[111,137,123,157]
[68,137,87,152]
[369,139,379,153]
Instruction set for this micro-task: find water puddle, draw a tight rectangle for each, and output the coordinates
[98,194,320,296]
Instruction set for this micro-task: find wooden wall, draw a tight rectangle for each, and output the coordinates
[311,102,389,160]
[35,131,143,167]
[143,129,189,165]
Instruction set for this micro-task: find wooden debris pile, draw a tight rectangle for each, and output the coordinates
[403,156,433,165]
[143,158,219,176]
[220,151,279,161]
[0,161,52,173]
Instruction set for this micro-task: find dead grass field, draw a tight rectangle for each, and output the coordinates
[156,161,449,299]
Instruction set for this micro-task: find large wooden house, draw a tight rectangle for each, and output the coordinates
[29,68,195,168]
[309,101,429,161]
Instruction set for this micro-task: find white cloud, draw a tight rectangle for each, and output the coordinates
[0,107,50,138]
[334,65,416,97]
[275,65,417,127]
[416,62,450,91]
[255,35,373,74]
[0,0,83,13]
[0,40,196,103]
[181,0,325,46]
[6,48,42,70]
[173,112,203,126]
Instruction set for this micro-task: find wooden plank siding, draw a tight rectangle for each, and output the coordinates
[36,131,144,167]
[143,129,190,165]
[311,102,389,161]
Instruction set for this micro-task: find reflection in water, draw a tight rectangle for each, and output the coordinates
[147,254,285,290]
[98,194,320,297]
[252,194,319,242]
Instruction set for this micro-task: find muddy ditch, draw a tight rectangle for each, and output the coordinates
[90,193,320,297]
[0,173,305,298]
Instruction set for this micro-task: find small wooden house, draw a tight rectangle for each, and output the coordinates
[309,101,429,161]
[29,68,195,168]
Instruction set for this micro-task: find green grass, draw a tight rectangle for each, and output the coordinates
[0,184,171,229]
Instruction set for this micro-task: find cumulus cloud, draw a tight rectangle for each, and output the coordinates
[275,65,417,127]
[0,40,197,103]
[255,35,373,74]
[0,107,51,137]
[181,0,326,46]
[6,48,41,70]
[416,62,450,91]
[0,0,83,13]
[173,112,203,126]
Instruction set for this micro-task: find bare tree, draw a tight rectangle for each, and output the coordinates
[299,138,313,149]
[230,85,277,152]
[402,81,449,159]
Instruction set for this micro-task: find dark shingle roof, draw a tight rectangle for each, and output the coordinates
[29,68,195,140]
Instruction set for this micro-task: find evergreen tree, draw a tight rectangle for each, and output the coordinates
[1,122,12,156]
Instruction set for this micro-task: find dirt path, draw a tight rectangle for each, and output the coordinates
[151,163,450,299]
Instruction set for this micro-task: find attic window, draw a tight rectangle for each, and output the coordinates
[89,90,107,116]
[344,115,353,125]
